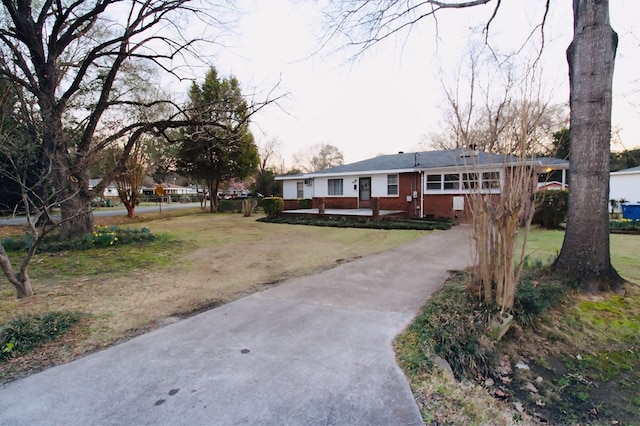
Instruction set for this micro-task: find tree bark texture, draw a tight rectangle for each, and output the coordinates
[0,246,34,298]
[555,0,623,291]
[56,162,95,239]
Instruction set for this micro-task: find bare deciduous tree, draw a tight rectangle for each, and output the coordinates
[112,139,149,218]
[432,42,557,313]
[0,1,233,239]
[258,137,283,173]
[294,143,344,172]
[428,42,567,156]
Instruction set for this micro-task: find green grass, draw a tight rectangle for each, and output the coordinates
[520,227,640,282]
[6,234,176,281]
[398,226,640,425]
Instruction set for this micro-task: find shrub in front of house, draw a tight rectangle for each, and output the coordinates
[296,198,312,209]
[218,199,244,213]
[261,197,284,218]
[532,190,568,229]
[610,218,640,232]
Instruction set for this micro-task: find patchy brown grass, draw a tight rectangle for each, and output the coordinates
[1,210,428,383]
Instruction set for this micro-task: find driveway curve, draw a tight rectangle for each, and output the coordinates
[0,225,473,426]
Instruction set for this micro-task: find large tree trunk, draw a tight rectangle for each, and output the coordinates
[40,93,95,240]
[126,203,136,218]
[208,179,220,213]
[56,150,95,239]
[554,0,623,291]
[60,195,95,239]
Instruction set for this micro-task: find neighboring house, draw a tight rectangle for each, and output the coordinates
[537,181,569,191]
[141,183,199,196]
[276,149,569,221]
[610,166,640,205]
[157,183,198,195]
[88,178,119,200]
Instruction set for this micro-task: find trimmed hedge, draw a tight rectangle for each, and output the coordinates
[257,216,453,230]
[296,198,312,209]
[261,197,284,218]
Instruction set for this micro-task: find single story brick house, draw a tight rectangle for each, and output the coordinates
[276,148,569,221]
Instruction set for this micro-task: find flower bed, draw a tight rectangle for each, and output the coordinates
[610,219,640,234]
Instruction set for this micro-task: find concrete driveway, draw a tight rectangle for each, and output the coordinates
[0,225,473,426]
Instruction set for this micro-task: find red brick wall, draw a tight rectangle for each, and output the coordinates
[283,199,299,210]
[422,193,501,223]
[423,194,460,221]
[376,173,421,217]
[313,197,358,209]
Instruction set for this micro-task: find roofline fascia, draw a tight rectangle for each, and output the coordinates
[610,169,640,176]
[275,159,569,181]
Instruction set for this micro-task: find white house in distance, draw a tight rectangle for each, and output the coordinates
[277,148,569,222]
[88,178,119,200]
[610,166,640,204]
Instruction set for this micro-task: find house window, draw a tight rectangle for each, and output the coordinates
[296,181,304,198]
[482,171,501,189]
[462,173,479,189]
[387,174,398,195]
[444,173,460,190]
[426,174,441,190]
[328,179,343,196]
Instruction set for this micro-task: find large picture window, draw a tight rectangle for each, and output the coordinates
[387,174,398,195]
[426,171,501,192]
[328,179,343,195]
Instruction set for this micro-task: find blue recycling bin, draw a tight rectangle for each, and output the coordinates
[621,203,640,221]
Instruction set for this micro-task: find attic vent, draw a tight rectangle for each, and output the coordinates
[304,179,313,186]
[460,149,479,158]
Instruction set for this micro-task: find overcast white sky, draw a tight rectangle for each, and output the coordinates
[188,0,640,167]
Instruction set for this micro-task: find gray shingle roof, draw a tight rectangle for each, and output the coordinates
[276,149,569,180]
[309,149,568,175]
[310,149,501,174]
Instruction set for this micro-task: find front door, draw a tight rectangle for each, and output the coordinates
[359,177,371,208]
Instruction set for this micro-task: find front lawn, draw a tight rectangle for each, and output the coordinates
[397,228,640,425]
[0,210,429,383]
